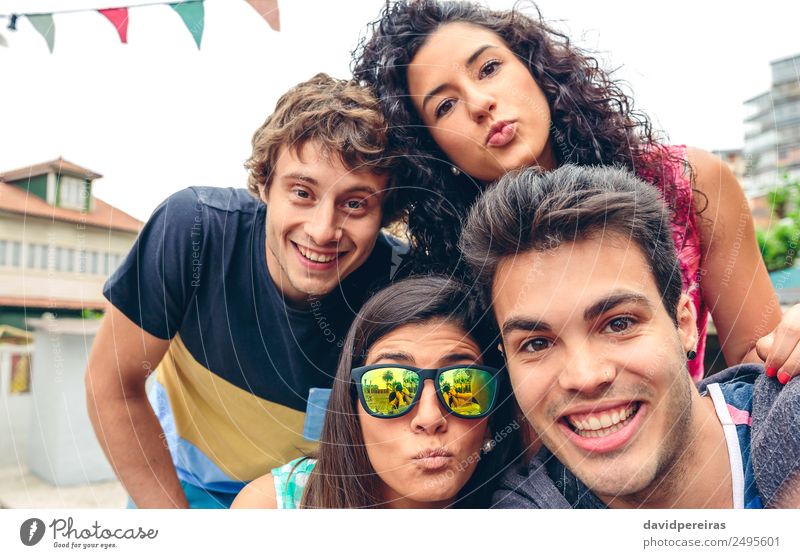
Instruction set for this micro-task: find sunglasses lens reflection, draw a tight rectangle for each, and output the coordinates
[438,368,496,417]
[360,368,420,416]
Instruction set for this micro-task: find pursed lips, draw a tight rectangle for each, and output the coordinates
[414,447,453,459]
[413,447,455,471]
[485,120,516,147]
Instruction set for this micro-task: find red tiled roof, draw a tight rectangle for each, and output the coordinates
[0,181,143,233]
[0,158,102,182]
[0,296,106,311]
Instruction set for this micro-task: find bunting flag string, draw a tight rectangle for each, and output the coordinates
[0,0,277,53]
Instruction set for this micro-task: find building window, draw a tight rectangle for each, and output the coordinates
[40,244,50,270]
[55,247,64,271]
[11,241,21,267]
[78,249,87,273]
[90,251,99,275]
[27,243,38,269]
[66,248,75,273]
[59,176,87,210]
[0,239,6,266]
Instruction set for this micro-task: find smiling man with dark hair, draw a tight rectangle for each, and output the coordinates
[460,164,800,509]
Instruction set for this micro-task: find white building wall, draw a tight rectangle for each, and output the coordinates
[26,318,115,485]
[0,214,138,303]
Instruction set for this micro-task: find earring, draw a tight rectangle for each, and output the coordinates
[481,439,496,454]
[451,166,461,176]
[687,350,697,361]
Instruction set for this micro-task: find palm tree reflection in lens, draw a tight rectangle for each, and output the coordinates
[361,367,419,416]
[438,368,493,416]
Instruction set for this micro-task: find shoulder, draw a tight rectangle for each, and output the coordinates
[146,187,260,227]
[685,147,737,197]
[685,147,751,245]
[492,455,573,509]
[231,474,278,509]
[697,364,761,396]
[751,375,800,507]
[188,187,261,214]
[271,457,317,508]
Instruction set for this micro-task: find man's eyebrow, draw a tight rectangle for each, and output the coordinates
[422,44,498,111]
[583,292,652,323]
[339,184,381,197]
[281,173,318,186]
[501,317,553,337]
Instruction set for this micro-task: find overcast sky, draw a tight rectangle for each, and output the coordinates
[1,0,798,221]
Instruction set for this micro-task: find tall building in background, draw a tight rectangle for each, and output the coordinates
[744,53,800,197]
[0,159,142,331]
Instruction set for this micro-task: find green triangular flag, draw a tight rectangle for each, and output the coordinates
[170,1,204,50]
[27,14,55,53]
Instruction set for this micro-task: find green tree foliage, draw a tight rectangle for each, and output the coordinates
[81,309,104,320]
[758,175,800,272]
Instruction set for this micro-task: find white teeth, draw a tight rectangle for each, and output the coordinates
[297,245,337,263]
[566,403,639,438]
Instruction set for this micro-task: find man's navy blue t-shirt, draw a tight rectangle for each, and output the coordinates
[104,186,402,496]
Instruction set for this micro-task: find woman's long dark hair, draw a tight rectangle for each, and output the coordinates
[352,0,693,278]
[301,275,517,508]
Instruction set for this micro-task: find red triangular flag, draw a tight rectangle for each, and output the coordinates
[99,8,129,44]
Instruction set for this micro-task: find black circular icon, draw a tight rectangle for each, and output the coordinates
[20,518,45,546]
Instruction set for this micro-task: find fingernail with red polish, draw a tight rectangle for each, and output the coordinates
[778,372,790,385]
[765,367,778,377]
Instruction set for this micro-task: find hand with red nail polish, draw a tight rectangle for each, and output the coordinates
[755,306,800,386]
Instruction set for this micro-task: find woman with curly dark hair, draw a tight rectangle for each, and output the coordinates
[352,0,800,382]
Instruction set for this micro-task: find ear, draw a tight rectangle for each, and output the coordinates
[257,181,270,205]
[675,294,698,355]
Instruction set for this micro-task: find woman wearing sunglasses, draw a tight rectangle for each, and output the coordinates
[351,0,800,383]
[232,275,515,508]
